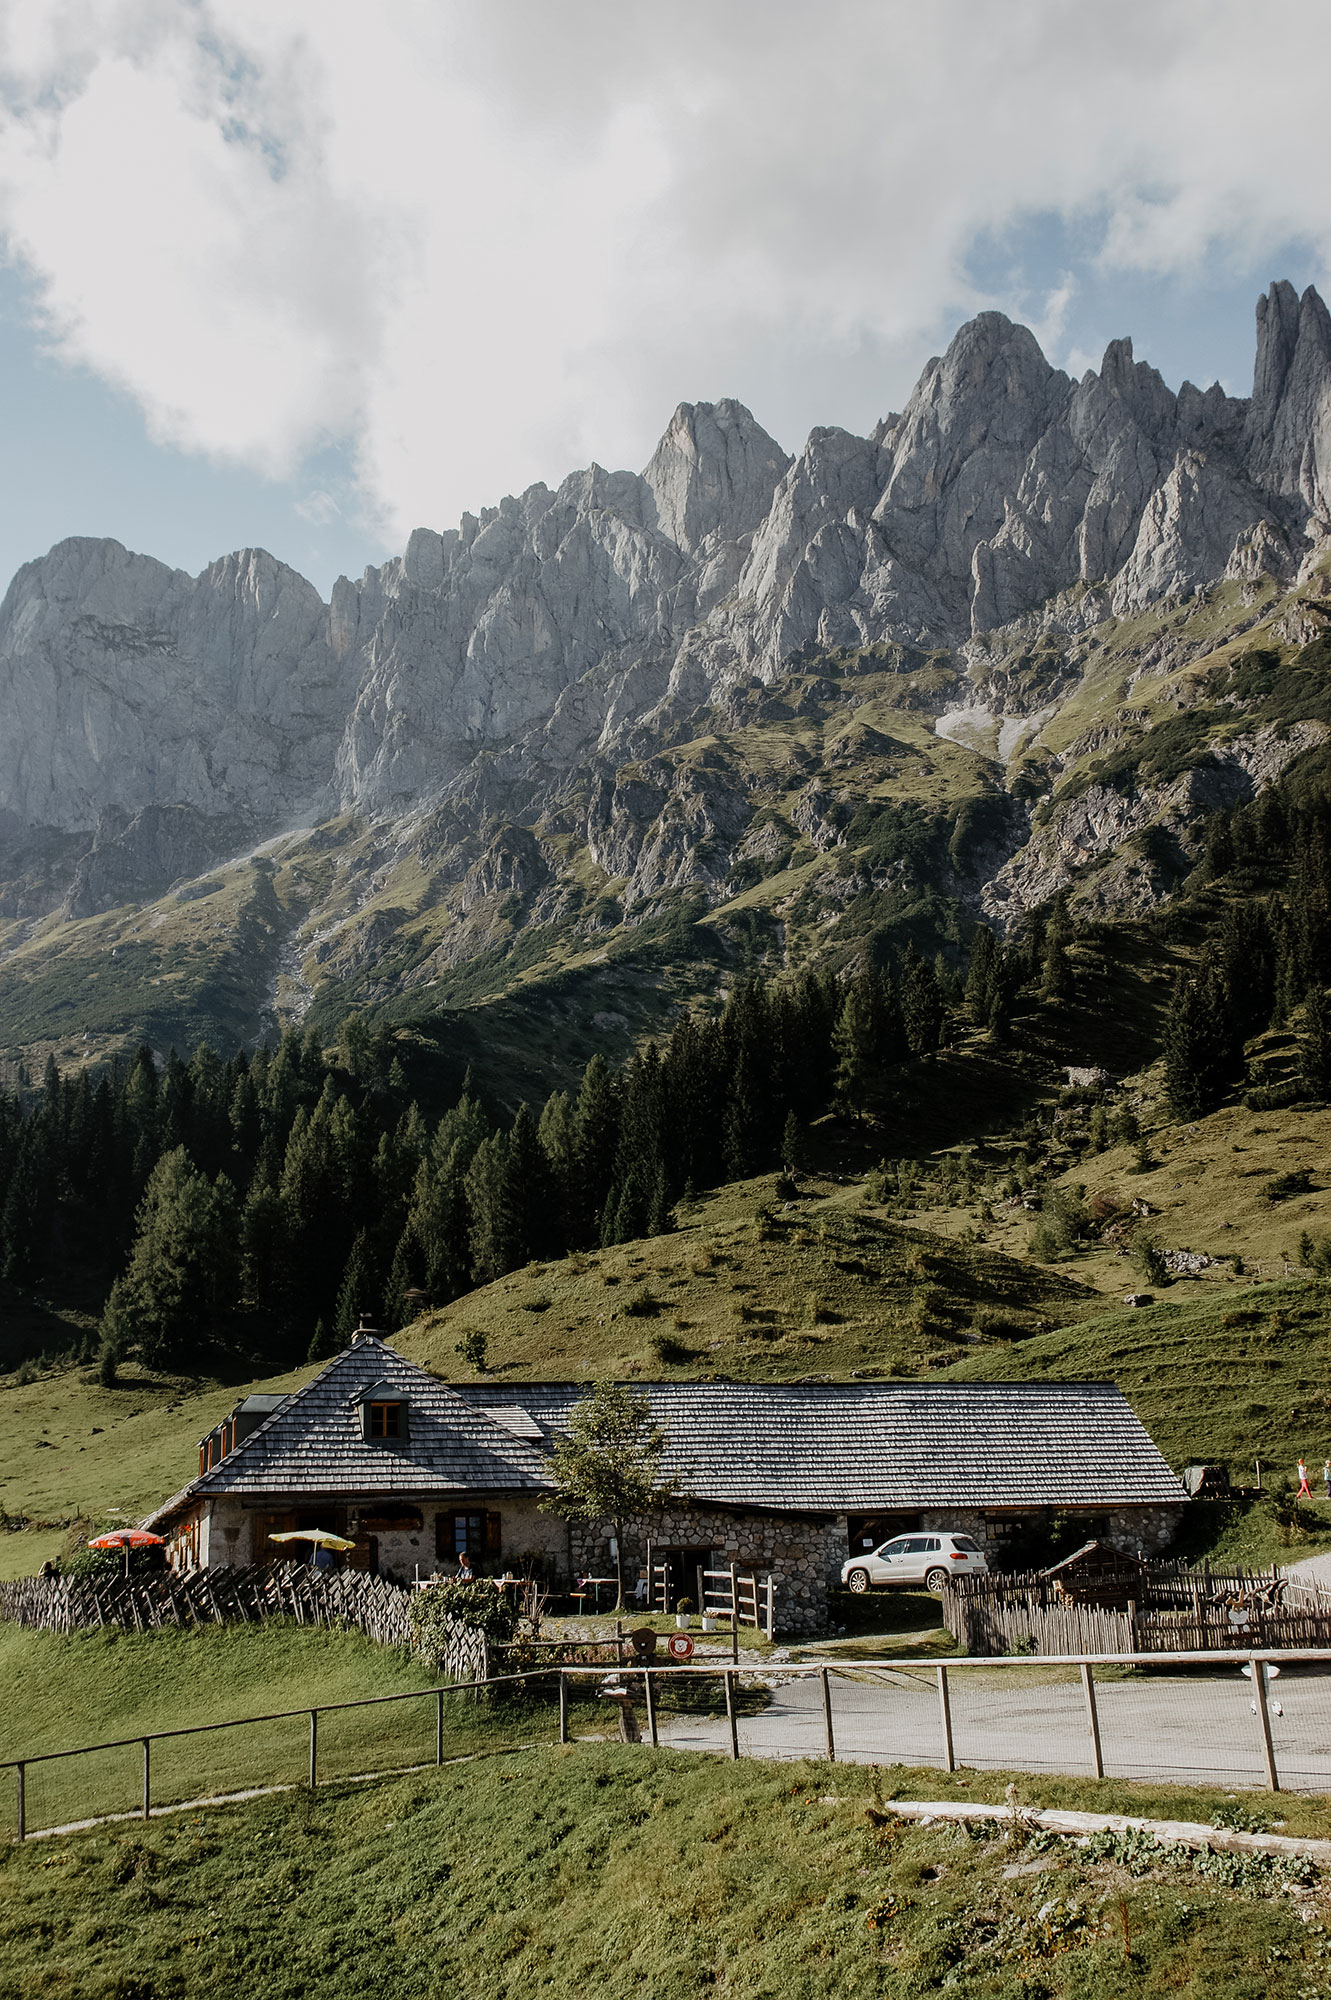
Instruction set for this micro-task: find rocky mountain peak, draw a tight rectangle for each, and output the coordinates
[1246,281,1331,519]
[641,398,791,554]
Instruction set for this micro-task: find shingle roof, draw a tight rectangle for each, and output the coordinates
[148,1338,554,1524]
[455,1379,1187,1513]
[146,1343,1186,1526]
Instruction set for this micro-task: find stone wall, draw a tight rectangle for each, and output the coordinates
[196,1494,567,1585]
[569,1504,849,1637]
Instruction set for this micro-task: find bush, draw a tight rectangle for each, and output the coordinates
[455,1329,489,1372]
[410,1580,517,1659]
[648,1331,693,1366]
[1131,1232,1169,1287]
[1264,1169,1314,1203]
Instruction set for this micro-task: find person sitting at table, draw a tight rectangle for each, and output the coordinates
[456,1550,475,1583]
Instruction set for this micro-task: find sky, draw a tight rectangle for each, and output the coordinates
[0,1,1328,602]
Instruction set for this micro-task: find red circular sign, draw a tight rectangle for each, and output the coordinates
[667,1632,695,1662]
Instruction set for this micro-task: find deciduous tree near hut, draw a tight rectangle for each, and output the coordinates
[542,1380,671,1610]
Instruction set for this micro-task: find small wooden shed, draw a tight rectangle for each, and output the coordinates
[1041,1539,1145,1608]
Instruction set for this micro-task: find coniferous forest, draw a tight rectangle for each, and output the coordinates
[2,757,1331,1384]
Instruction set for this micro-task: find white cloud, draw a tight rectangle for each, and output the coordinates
[0,0,1328,554]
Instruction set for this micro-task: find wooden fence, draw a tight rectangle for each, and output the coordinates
[942,1565,1331,1657]
[0,1563,414,1650]
[640,1544,775,1638]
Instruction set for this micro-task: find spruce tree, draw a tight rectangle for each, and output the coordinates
[1163,961,1242,1119]
[1302,987,1331,1098]
[99,1149,239,1369]
[333,1228,379,1341]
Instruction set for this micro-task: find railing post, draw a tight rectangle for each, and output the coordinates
[1080,1663,1104,1780]
[821,1667,836,1762]
[436,1688,444,1766]
[15,1763,24,1842]
[765,1575,775,1643]
[142,1738,151,1822]
[936,1666,954,1773]
[724,1671,739,1760]
[696,1564,705,1622]
[308,1710,318,1790]
[1250,1657,1280,1791]
[559,1670,569,1744]
[645,1668,658,1748]
[730,1611,739,1665]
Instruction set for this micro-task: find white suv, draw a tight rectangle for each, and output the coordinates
[841,1532,988,1595]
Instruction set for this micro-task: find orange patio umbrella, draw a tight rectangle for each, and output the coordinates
[88,1528,166,1576]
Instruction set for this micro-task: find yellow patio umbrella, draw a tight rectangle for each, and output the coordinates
[268,1529,356,1550]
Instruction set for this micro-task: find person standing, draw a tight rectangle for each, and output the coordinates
[1297,1458,1312,1497]
[1322,1459,1330,1500]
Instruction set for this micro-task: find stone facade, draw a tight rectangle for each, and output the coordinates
[192,1493,568,1586]
[966,1504,1182,1560]
[569,1503,849,1638]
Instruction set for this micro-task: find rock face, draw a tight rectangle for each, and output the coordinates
[1,282,1330,864]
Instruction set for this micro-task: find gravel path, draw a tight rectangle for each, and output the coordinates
[655,1664,1331,1791]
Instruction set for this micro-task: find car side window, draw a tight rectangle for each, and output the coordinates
[903,1537,931,1553]
[877,1538,909,1558]
[926,1538,942,1552]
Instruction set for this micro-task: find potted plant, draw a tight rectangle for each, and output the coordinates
[700,1606,717,1632]
[675,1595,694,1629]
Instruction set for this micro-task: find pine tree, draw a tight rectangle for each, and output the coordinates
[1039,898,1074,1002]
[1301,987,1331,1098]
[832,976,877,1116]
[781,1110,808,1174]
[99,1149,239,1369]
[965,927,999,1024]
[1163,962,1242,1119]
[900,944,944,1055]
[333,1228,380,1341]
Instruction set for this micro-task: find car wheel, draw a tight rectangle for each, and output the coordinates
[924,1567,949,1595]
[846,1567,871,1594]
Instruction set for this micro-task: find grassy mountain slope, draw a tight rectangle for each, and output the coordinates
[398,1171,1097,1385]
[4,1742,1329,1997]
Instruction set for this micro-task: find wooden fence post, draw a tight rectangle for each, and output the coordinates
[559,1671,569,1744]
[936,1666,955,1773]
[724,1671,739,1760]
[696,1564,706,1622]
[644,1669,658,1748]
[765,1575,776,1643]
[1250,1658,1280,1791]
[1080,1663,1104,1779]
[821,1668,836,1762]
[645,1539,653,1618]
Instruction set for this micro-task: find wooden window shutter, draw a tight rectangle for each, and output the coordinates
[485,1512,502,1557]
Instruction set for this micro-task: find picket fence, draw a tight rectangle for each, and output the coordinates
[942,1564,1331,1657]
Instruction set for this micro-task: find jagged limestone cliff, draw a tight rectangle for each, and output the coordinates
[1,284,1330,1067]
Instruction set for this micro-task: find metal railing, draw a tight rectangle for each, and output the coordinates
[10,1647,1331,1842]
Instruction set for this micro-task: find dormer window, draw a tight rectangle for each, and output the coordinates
[358,1383,410,1443]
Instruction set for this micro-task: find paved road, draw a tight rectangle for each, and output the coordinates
[654,1665,1331,1792]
